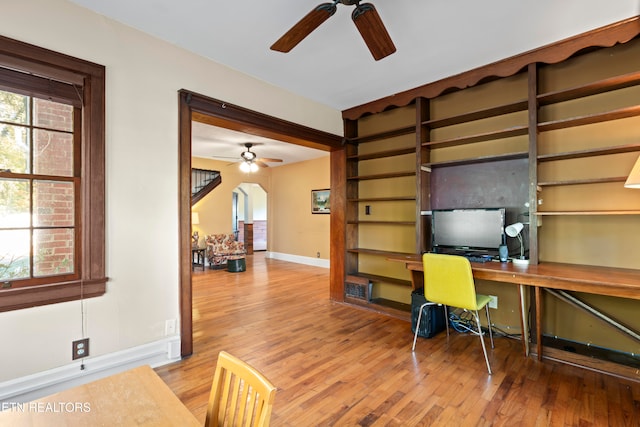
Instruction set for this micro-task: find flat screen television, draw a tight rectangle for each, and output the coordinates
[431,208,506,254]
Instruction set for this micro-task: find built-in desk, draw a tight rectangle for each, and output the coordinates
[388,254,640,376]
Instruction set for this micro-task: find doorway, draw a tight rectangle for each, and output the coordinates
[234,183,268,252]
[178,90,342,357]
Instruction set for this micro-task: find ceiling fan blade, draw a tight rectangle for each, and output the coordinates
[255,160,270,168]
[257,158,283,163]
[270,3,337,53]
[351,3,396,61]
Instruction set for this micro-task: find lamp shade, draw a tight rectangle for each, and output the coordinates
[624,155,640,189]
[505,222,524,237]
[191,212,200,225]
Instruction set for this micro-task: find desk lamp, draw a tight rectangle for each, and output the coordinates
[505,222,529,265]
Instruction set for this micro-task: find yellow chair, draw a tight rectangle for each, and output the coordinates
[205,351,277,427]
[412,253,495,374]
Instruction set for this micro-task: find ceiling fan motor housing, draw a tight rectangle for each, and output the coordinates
[241,143,257,161]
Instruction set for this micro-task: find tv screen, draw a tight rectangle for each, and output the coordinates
[432,208,505,253]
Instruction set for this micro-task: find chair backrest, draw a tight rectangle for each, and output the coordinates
[422,253,479,311]
[205,351,277,427]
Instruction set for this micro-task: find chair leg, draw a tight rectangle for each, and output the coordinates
[443,305,449,337]
[474,310,492,375]
[412,302,434,351]
[485,304,495,349]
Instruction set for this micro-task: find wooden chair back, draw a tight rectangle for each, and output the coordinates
[205,351,277,427]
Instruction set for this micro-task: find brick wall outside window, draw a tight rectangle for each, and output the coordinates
[32,99,75,277]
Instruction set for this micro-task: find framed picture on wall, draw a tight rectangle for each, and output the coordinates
[311,189,330,214]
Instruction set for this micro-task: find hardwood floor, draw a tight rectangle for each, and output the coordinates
[155,254,640,426]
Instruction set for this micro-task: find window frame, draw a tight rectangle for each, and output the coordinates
[0,35,106,311]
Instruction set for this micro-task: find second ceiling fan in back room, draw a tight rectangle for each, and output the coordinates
[237,143,283,173]
[270,0,396,61]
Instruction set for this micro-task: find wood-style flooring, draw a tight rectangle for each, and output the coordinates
[155,254,640,426]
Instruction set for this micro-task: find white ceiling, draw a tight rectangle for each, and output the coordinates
[68,0,639,164]
[191,122,328,165]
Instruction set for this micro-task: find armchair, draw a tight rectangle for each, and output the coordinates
[205,234,246,268]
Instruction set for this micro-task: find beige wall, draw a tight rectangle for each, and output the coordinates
[0,0,341,382]
[270,157,331,260]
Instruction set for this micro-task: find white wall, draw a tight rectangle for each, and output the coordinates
[0,0,341,385]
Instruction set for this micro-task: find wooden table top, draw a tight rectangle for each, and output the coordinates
[0,365,201,426]
[387,254,640,300]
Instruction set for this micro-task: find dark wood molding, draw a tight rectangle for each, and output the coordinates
[343,16,640,120]
[330,149,347,302]
[178,90,343,357]
[178,91,194,357]
[0,280,107,313]
[182,90,343,151]
[0,35,107,312]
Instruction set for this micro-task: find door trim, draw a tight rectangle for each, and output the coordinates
[178,90,342,356]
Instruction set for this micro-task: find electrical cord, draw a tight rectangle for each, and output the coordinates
[447,309,522,340]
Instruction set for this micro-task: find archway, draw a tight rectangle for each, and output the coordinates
[234,183,268,252]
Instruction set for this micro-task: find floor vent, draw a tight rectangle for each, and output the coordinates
[345,275,372,302]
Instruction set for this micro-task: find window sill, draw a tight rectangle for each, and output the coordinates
[0,278,107,312]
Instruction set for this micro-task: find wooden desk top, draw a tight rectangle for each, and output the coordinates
[0,365,200,426]
[387,254,640,300]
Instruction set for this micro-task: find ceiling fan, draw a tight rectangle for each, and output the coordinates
[238,143,283,172]
[270,0,396,61]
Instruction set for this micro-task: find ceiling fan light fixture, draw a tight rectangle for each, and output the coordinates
[239,160,259,173]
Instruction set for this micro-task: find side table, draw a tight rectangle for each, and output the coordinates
[191,246,206,271]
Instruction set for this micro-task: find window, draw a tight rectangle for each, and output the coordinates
[0,36,106,311]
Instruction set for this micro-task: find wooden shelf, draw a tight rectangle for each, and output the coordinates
[347,248,416,258]
[538,105,640,132]
[423,99,528,129]
[537,71,640,105]
[538,143,640,162]
[348,197,416,202]
[535,210,640,216]
[537,176,627,187]
[426,151,528,168]
[347,220,415,225]
[344,125,415,144]
[348,147,415,161]
[370,298,411,313]
[423,125,528,149]
[347,171,415,181]
[349,272,412,287]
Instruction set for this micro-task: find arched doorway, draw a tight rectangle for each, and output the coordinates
[234,183,268,252]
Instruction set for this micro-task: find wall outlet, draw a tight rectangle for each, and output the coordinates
[72,338,90,360]
[316,252,320,258]
[165,319,177,336]
[489,295,498,309]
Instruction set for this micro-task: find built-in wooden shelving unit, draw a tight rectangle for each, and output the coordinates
[338,18,640,324]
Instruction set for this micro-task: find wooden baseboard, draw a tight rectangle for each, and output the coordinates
[537,346,640,383]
